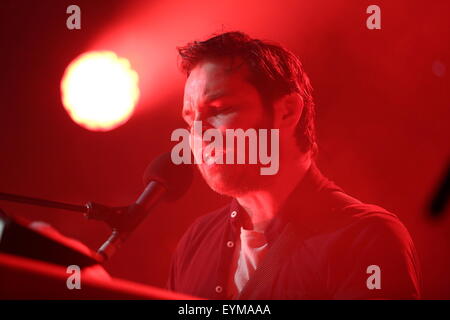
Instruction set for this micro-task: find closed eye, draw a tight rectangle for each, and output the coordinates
[213,106,235,115]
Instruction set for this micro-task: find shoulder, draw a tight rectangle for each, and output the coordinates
[303,187,412,246]
[312,199,422,299]
[333,202,413,245]
[336,205,421,298]
[306,189,420,273]
[307,194,417,257]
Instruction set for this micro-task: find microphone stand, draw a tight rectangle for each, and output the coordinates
[0,192,88,214]
[0,192,127,262]
[96,182,166,260]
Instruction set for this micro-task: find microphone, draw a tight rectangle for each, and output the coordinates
[97,152,193,260]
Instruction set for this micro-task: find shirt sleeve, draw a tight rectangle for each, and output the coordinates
[329,213,422,299]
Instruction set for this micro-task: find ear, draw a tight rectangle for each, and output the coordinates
[273,93,304,129]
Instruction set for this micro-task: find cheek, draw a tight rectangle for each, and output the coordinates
[237,109,271,130]
[208,113,238,130]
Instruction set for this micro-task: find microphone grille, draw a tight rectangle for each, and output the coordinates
[143,152,193,202]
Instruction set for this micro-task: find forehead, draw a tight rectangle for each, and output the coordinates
[183,58,254,105]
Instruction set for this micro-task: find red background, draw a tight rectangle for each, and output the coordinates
[0,0,449,299]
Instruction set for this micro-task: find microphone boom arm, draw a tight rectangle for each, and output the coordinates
[0,192,88,213]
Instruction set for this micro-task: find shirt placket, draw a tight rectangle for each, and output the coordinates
[212,207,241,299]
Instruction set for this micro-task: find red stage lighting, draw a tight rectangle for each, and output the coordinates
[61,51,140,131]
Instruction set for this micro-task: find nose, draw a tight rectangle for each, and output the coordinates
[192,111,213,133]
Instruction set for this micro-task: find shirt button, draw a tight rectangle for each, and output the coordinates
[230,211,237,218]
[215,285,223,293]
[226,241,234,248]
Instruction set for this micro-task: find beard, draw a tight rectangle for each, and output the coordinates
[197,161,272,197]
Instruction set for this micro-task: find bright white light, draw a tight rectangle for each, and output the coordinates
[61,51,140,131]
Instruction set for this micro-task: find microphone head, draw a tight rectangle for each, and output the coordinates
[143,152,193,202]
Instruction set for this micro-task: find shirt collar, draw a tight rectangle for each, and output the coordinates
[227,163,342,244]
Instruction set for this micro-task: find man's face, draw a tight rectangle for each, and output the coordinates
[182,58,272,196]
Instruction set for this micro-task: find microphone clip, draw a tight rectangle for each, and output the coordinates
[84,202,128,229]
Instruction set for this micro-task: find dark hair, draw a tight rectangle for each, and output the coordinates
[177,31,317,155]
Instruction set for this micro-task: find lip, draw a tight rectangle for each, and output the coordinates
[191,134,232,165]
[203,148,226,165]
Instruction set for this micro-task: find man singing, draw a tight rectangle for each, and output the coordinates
[167,31,421,299]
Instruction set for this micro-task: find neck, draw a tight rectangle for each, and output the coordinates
[236,153,312,232]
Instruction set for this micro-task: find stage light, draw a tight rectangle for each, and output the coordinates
[61,51,140,131]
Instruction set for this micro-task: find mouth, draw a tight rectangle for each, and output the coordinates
[191,135,231,166]
[203,147,226,165]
